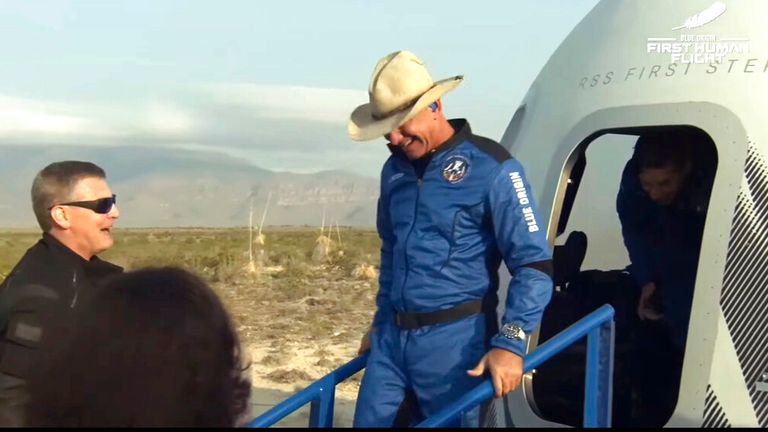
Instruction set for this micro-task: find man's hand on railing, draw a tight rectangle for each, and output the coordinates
[358,327,372,355]
[466,348,523,398]
[637,282,664,321]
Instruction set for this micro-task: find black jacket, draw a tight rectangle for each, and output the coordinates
[0,233,122,425]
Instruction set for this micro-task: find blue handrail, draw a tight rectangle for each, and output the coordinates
[416,304,615,427]
[247,304,615,428]
[245,353,369,428]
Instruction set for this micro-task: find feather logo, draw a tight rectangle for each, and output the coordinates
[672,1,727,30]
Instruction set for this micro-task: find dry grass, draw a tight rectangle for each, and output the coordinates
[0,227,380,399]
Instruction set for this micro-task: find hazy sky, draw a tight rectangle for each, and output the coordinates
[0,0,600,177]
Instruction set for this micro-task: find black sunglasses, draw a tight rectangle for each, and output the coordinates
[51,194,117,214]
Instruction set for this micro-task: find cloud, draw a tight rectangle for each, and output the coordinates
[0,96,123,141]
[144,101,197,137]
[200,83,367,125]
[0,85,388,176]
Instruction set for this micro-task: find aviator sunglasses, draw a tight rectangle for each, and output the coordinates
[50,194,117,214]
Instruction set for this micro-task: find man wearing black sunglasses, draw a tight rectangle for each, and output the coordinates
[0,161,123,426]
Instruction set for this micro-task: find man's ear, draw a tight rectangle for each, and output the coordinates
[50,206,71,230]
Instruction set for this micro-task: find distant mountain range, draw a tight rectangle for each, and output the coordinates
[0,145,379,228]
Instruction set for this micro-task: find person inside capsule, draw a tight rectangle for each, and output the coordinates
[616,129,716,425]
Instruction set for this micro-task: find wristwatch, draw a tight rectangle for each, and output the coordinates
[501,323,526,341]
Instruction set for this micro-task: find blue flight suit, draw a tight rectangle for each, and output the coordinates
[354,120,553,427]
[616,156,710,348]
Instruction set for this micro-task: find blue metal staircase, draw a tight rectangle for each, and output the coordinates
[247,304,615,428]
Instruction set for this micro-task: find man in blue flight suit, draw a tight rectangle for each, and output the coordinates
[347,50,553,427]
[616,130,715,426]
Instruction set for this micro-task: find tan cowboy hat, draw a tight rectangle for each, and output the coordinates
[348,50,463,142]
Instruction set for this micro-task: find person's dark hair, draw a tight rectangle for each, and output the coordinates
[31,161,106,232]
[634,130,712,173]
[25,267,251,427]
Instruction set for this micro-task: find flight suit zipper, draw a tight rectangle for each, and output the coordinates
[69,271,79,308]
[401,176,424,314]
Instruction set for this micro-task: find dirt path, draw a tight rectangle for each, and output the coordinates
[212,264,377,426]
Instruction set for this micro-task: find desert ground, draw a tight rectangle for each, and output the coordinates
[0,227,380,427]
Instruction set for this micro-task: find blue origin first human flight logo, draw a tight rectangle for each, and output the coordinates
[442,156,470,184]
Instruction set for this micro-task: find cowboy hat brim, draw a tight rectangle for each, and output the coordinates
[347,75,463,142]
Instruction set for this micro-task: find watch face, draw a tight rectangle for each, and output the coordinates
[503,324,524,340]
